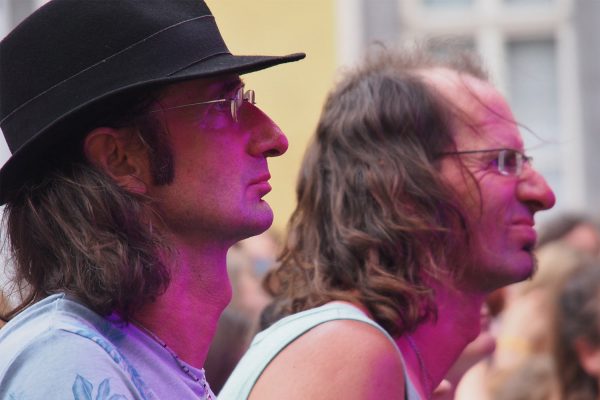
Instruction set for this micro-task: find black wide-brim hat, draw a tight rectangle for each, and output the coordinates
[0,0,305,204]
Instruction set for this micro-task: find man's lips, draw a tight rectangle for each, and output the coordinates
[249,174,272,197]
[511,219,537,250]
[249,172,271,186]
[512,217,534,227]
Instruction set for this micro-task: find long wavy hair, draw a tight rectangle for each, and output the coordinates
[1,86,174,322]
[554,261,600,400]
[263,47,488,336]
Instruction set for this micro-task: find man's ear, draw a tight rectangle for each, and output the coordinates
[84,127,150,194]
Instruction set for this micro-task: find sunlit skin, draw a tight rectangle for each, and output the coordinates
[85,74,288,370]
[248,69,555,400]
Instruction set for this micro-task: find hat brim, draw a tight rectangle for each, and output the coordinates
[170,52,306,81]
[0,51,305,203]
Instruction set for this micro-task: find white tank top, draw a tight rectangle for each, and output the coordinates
[218,302,421,400]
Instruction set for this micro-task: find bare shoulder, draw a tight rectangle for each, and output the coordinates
[249,319,406,400]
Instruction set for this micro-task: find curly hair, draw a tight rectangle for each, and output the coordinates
[1,86,174,322]
[263,46,488,336]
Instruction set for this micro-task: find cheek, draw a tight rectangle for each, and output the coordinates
[464,171,514,219]
[459,180,511,245]
[440,159,483,211]
[450,177,484,221]
[173,132,242,174]
[475,190,514,248]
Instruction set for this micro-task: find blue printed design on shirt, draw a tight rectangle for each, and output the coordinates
[69,328,152,400]
[72,375,129,400]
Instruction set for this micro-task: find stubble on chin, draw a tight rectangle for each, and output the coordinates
[524,250,538,282]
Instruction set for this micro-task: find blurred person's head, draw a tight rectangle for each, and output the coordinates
[488,354,559,400]
[492,242,589,375]
[237,229,283,277]
[226,245,272,321]
[554,261,600,400]
[538,213,600,257]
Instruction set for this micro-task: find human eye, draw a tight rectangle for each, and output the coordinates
[484,152,501,171]
[211,100,230,112]
[504,150,520,168]
[197,99,233,130]
[210,87,240,116]
[498,149,522,175]
[206,99,235,123]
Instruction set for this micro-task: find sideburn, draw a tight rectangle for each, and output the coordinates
[136,114,175,185]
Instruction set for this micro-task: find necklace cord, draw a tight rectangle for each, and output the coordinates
[406,335,434,399]
[132,320,213,400]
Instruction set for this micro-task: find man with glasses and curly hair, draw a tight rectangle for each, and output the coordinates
[0,0,303,398]
[220,47,555,400]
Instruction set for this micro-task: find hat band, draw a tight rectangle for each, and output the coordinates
[2,15,230,153]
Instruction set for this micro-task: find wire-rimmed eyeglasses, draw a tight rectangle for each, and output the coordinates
[437,148,532,176]
[149,85,256,122]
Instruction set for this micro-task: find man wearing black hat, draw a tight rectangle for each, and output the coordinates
[0,1,304,398]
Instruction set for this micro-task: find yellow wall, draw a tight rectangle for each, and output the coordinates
[206,0,336,233]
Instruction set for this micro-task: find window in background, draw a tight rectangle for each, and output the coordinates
[363,0,399,48]
[427,36,476,58]
[506,38,559,145]
[9,0,34,28]
[0,0,8,36]
[0,0,39,168]
[506,38,561,208]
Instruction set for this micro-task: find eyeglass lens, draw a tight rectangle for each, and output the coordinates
[231,87,256,122]
[498,150,523,176]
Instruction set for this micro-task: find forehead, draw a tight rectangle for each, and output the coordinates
[157,74,242,107]
[420,68,524,150]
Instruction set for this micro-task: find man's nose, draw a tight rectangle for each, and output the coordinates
[241,103,289,157]
[517,165,556,212]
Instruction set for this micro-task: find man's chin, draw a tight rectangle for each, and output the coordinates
[458,258,536,293]
[517,251,538,282]
[240,210,274,240]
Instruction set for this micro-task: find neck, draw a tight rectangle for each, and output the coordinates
[133,241,232,368]
[396,283,485,399]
